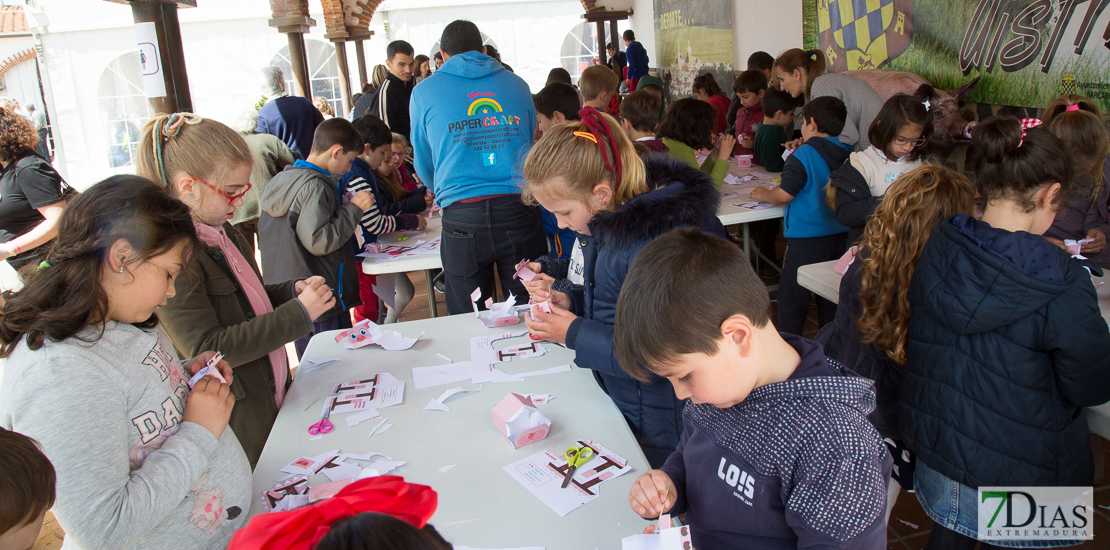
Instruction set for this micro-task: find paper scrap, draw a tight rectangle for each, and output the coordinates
[439,464,457,473]
[522,393,555,404]
[436,353,452,363]
[782,148,794,161]
[299,358,339,371]
[308,435,322,441]
[488,364,572,383]
[897,519,919,530]
[339,450,390,462]
[344,408,382,428]
[412,361,475,389]
[357,461,406,479]
[473,289,522,327]
[373,423,393,436]
[322,461,362,482]
[365,417,387,437]
[271,494,309,512]
[503,440,632,517]
[308,478,352,502]
[327,373,406,414]
[424,385,481,412]
[732,201,775,211]
[335,319,422,351]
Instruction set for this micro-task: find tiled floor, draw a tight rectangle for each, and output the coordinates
[30,243,1110,549]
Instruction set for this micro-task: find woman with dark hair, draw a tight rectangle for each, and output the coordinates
[692,73,730,135]
[656,98,735,188]
[0,108,67,275]
[775,48,884,151]
[413,55,431,84]
[546,67,573,87]
[484,45,513,73]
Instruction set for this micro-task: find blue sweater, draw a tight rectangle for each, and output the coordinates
[255,95,324,160]
[625,41,650,81]
[779,136,851,239]
[409,51,537,208]
[662,334,891,549]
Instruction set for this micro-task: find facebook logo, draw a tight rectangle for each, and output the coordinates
[482,152,497,166]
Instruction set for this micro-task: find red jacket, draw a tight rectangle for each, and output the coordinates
[732,103,764,157]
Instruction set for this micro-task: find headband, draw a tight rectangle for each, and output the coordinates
[226,477,437,550]
[1018,118,1042,148]
[151,112,203,187]
[576,106,623,191]
[1066,104,1081,112]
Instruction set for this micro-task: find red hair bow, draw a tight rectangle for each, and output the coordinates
[227,476,438,550]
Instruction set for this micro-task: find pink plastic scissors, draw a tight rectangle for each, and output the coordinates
[308,405,333,435]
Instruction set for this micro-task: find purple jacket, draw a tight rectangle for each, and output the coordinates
[1043,157,1110,268]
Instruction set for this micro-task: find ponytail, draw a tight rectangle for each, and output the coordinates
[137,113,252,197]
[775,48,826,98]
[971,116,1073,212]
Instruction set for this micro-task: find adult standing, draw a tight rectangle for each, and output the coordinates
[255,66,324,159]
[774,48,883,151]
[0,109,66,272]
[623,30,649,92]
[27,104,47,158]
[230,107,297,264]
[351,41,416,138]
[410,20,545,314]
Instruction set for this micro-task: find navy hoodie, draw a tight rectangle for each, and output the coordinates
[661,334,891,549]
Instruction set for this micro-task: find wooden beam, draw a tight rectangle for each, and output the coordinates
[581,10,631,23]
[355,39,368,90]
[131,1,192,114]
[334,41,352,117]
[610,19,619,56]
[287,32,311,99]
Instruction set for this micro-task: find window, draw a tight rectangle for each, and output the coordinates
[97,52,150,170]
[270,40,343,117]
[560,22,623,84]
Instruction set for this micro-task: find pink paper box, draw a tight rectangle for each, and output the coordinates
[735,155,752,168]
[492,393,551,449]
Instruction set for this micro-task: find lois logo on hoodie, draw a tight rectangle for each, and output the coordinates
[719,457,756,502]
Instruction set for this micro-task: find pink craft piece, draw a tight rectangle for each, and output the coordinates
[334,320,376,349]
[492,393,551,449]
[472,288,522,327]
[735,155,752,168]
[833,246,858,275]
[529,300,552,322]
[308,478,352,502]
[514,259,540,282]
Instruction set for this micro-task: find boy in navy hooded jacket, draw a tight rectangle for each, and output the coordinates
[615,227,890,550]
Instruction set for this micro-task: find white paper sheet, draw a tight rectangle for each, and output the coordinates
[412,361,475,389]
[327,373,406,414]
[488,364,572,383]
[503,441,633,517]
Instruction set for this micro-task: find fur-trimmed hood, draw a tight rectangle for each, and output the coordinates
[591,154,723,249]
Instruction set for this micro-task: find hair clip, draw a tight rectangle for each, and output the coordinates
[1066,104,1081,112]
[576,106,624,191]
[1018,117,1043,148]
[35,261,50,274]
[572,131,598,143]
[923,99,931,111]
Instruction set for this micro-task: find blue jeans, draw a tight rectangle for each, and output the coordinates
[441,196,546,315]
[914,461,1081,549]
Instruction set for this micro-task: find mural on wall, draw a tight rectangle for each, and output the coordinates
[804,0,1110,111]
[653,0,734,100]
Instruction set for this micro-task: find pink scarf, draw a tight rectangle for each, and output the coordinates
[194,222,289,408]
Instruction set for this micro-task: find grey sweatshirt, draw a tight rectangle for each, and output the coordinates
[0,321,252,550]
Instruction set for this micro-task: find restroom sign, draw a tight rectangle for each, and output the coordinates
[134,22,167,98]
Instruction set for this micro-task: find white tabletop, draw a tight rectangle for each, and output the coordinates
[250,313,651,549]
[794,259,1110,440]
[361,216,443,275]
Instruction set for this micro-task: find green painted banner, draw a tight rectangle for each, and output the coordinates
[654,0,734,100]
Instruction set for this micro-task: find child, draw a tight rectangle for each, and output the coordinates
[579,64,620,118]
[902,117,1110,549]
[344,116,427,325]
[618,89,667,154]
[657,98,735,189]
[747,50,775,81]
[751,96,851,335]
[827,94,932,245]
[752,87,798,172]
[259,118,375,357]
[616,227,890,549]
[534,82,582,134]
[139,113,335,468]
[728,70,766,157]
[521,107,728,467]
[1041,95,1110,268]
[815,165,975,523]
[0,176,251,548]
[692,73,730,135]
[0,428,55,550]
[376,134,433,216]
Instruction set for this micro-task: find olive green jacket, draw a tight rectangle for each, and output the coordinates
[160,223,313,467]
[661,137,729,189]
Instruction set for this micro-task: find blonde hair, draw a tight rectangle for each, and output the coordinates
[375,132,410,201]
[313,97,335,117]
[856,165,975,364]
[137,113,252,197]
[579,65,619,102]
[523,113,648,208]
[1042,94,1107,200]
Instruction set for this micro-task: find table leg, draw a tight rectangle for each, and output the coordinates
[742,222,751,262]
[426,269,438,318]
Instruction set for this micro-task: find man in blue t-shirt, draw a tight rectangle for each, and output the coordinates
[410,20,545,314]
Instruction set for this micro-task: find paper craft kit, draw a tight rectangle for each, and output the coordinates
[492,393,551,448]
[833,246,858,275]
[504,440,633,516]
[326,373,406,414]
[1066,237,1096,256]
[733,201,774,211]
[269,448,404,512]
[514,259,540,282]
[622,515,694,550]
[334,319,423,351]
[472,288,522,327]
[735,154,752,167]
[187,352,225,388]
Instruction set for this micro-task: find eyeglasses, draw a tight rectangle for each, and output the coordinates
[193,176,252,205]
[894,136,927,147]
[390,152,405,158]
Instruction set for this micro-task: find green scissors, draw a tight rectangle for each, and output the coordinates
[561,445,595,488]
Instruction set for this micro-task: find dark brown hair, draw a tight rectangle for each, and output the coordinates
[732,69,768,95]
[619,89,662,132]
[746,51,775,73]
[0,427,55,533]
[614,227,771,380]
[1042,94,1107,200]
[657,98,716,150]
[534,83,581,120]
[972,116,1074,212]
[0,175,199,357]
[311,118,365,155]
[545,67,573,87]
[868,94,934,162]
[314,513,451,550]
[761,87,800,118]
[414,54,431,76]
[801,96,847,136]
[775,48,826,98]
[691,73,723,97]
[0,108,37,163]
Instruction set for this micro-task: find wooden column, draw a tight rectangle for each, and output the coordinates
[595,20,607,65]
[609,20,619,56]
[130,1,192,114]
[355,39,368,90]
[334,41,352,116]
[582,10,632,70]
[287,33,311,99]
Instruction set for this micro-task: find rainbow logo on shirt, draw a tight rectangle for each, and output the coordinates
[467,98,503,116]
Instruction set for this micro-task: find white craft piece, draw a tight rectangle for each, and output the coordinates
[621,514,693,550]
[492,393,551,449]
[472,288,522,327]
[334,319,423,351]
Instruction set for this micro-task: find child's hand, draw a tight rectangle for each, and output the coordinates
[527,261,543,274]
[350,190,375,211]
[183,376,235,440]
[297,277,336,321]
[424,193,435,209]
[183,351,233,386]
[628,470,677,518]
[522,274,555,301]
[1085,228,1107,254]
[415,215,428,231]
[750,186,767,201]
[740,136,754,149]
[717,134,736,160]
[782,138,803,151]
[524,302,576,344]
